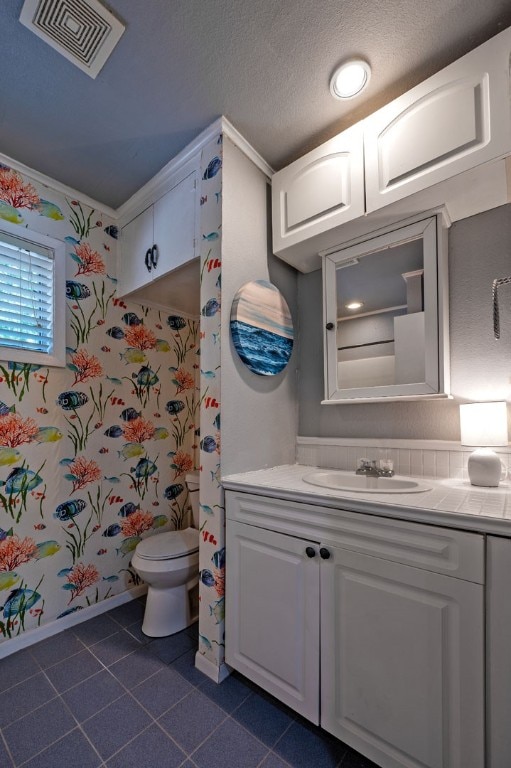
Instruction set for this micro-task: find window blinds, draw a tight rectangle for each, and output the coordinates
[0,231,55,354]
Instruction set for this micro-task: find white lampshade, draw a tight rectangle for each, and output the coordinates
[459,402,508,487]
[459,402,508,446]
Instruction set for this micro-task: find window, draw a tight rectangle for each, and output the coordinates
[0,221,65,367]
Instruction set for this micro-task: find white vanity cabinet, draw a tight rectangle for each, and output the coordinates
[119,170,197,298]
[225,490,485,768]
[363,28,511,213]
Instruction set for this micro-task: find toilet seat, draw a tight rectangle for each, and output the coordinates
[135,527,199,561]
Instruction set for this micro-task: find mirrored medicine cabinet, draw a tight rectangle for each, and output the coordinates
[322,214,450,403]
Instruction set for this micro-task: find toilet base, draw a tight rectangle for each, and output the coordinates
[141,577,198,637]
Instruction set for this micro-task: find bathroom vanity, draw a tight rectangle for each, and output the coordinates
[223,465,511,768]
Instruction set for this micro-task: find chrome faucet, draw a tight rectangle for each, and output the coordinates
[356,458,395,478]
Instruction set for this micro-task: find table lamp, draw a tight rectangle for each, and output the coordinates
[459,402,508,487]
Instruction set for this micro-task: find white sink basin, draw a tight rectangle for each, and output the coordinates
[303,470,431,494]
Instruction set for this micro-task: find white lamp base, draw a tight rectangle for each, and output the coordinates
[467,448,502,487]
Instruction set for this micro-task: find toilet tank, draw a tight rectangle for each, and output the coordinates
[186,471,200,528]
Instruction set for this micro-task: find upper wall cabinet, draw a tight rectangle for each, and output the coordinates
[272,27,511,273]
[118,171,198,299]
[272,125,364,270]
[364,28,511,213]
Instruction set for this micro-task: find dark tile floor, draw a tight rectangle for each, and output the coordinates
[0,598,378,768]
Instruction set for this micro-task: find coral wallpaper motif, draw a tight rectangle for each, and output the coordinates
[0,164,198,644]
[197,136,224,669]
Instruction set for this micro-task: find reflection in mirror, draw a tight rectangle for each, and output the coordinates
[337,239,424,389]
[322,214,450,403]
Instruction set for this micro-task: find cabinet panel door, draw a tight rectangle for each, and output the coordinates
[225,520,320,722]
[272,125,364,257]
[321,547,484,768]
[487,536,511,768]
[119,206,153,296]
[364,28,511,212]
[153,171,197,278]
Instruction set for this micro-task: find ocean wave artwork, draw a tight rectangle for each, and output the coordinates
[230,280,294,375]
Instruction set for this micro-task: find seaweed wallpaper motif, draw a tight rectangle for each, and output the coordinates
[197,136,225,669]
[0,164,198,643]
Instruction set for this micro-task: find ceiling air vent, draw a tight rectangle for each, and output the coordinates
[20,0,125,79]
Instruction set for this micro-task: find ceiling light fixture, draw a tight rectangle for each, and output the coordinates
[345,301,364,311]
[330,59,371,100]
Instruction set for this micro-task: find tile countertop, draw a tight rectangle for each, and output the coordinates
[222,464,511,537]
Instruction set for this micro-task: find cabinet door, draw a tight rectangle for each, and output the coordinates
[119,205,154,296]
[321,546,484,768]
[225,520,320,722]
[364,28,511,213]
[272,125,364,260]
[153,171,197,279]
[487,536,511,768]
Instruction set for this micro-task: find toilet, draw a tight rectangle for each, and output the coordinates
[132,472,200,637]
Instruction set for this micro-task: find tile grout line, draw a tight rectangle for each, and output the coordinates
[0,690,60,732]
[0,727,15,768]
[14,725,78,768]
[176,710,231,762]
[60,642,198,760]
[100,720,170,765]
[1,617,199,765]
[0,667,48,698]
[238,711,297,767]
[27,634,88,671]
[7,672,82,768]
[20,657,107,768]
[61,636,199,729]
[89,678,218,764]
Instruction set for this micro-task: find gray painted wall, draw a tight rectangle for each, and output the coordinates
[298,203,511,440]
[221,138,298,474]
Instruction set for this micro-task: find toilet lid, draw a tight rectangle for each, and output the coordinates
[135,528,199,560]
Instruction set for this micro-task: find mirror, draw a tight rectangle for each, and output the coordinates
[322,215,450,402]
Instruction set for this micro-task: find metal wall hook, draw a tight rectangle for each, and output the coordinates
[492,276,511,339]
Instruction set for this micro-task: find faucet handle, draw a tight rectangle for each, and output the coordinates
[379,459,394,476]
[356,458,378,475]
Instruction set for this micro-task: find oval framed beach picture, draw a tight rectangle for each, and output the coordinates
[230,280,294,375]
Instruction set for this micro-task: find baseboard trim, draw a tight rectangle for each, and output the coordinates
[194,651,232,683]
[0,585,147,659]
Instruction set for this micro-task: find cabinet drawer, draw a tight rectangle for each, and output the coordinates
[226,491,485,584]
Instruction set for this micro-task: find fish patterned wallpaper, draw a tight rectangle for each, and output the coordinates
[197,136,224,671]
[0,163,199,644]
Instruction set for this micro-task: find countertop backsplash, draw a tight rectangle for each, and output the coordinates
[296,436,511,482]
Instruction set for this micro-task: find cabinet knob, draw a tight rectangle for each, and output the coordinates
[319,547,331,560]
[145,248,152,272]
[325,322,335,331]
[305,546,316,558]
[151,244,159,269]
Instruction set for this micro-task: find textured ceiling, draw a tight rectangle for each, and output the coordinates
[1,0,511,209]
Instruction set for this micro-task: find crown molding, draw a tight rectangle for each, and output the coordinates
[0,150,117,219]
[117,116,274,225]
[221,116,274,179]
[115,123,216,224]
[1,117,273,227]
